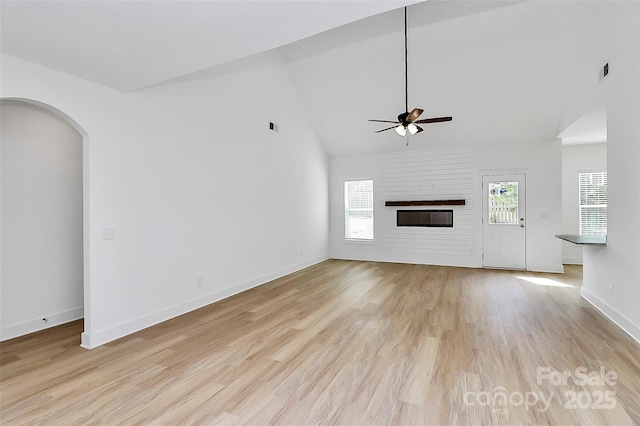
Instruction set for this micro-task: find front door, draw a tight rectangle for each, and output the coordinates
[482,174,526,269]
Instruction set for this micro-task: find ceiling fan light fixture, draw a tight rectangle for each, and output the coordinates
[395,125,407,136]
[407,123,418,135]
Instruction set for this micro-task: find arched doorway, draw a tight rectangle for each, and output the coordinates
[1,98,89,344]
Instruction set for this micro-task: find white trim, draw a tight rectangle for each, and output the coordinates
[581,287,640,345]
[330,255,479,269]
[1,97,92,346]
[80,256,328,349]
[524,263,565,273]
[344,239,376,245]
[344,178,374,241]
[1,307,84,341]
[482,173,527,270]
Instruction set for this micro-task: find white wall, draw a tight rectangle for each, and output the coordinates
[330,140,563,272]
[331,147,475,267]
[560,143,607,264]
[0,51,329,347]
[378,148,475,266]
[559,2,640,343]
[477,140,563,273]
[1,101,84,340]
[583,66,640,342]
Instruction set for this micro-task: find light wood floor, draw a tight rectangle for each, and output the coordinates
[1,260,639,425]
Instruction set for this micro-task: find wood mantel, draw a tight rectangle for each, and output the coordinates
[385,199,466,207]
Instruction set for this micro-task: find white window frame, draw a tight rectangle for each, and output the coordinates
[344,179,374,241]
[579,171,607,236]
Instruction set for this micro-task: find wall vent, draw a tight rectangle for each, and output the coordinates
[600,62,609,82]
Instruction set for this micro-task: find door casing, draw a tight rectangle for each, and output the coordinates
[482,173,526,270]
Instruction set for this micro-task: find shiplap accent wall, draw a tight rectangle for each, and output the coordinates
[378,146,476,266]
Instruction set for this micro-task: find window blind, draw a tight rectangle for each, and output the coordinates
[579,172,607,236]
[344,179,373,240]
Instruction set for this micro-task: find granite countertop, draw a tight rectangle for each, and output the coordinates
[555,234,607,245]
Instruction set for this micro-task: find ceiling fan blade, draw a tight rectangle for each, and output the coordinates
[406,108,424,122]
[414,125,424,134]
[368,119,401,124]
[375,125,400,133]
[414,116,453,124]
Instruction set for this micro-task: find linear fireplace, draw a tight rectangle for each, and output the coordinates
[397,209,454,227]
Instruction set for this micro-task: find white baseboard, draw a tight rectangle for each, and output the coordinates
[526,267,565,273]
[562,257,583,265]
[331,253,479,269]
[1,307,84,341]
[331,254,564,273]
[581,287,640,345]
[81,256,329,349]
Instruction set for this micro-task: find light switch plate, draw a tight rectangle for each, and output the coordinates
[102,227,116,240]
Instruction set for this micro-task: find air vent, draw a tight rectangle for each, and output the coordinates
[600,62,609,82]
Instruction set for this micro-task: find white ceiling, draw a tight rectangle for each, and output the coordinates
[1,0,613,157]
[557,105,607,146]
[0,0,420,92]
[279,0,612,156]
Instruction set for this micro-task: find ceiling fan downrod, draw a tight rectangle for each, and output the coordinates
[367,6,453,138]
[404,6,408,115]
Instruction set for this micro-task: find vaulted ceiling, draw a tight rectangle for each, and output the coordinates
[2,1,613,157]
[0,0,420,92]
[278,1,613,156]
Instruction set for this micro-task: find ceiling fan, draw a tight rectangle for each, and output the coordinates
[369,7,452,138]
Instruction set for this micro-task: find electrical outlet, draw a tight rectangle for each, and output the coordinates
[197,277,204,287]
[608,283,613,293]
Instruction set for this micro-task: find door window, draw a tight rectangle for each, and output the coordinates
[488,181,519,225]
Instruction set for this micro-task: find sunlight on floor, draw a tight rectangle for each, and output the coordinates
[514,276,574,288]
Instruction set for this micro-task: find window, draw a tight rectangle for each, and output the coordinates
[344,179,373,240]
[488,181,518,224]
[579,172,607,235]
